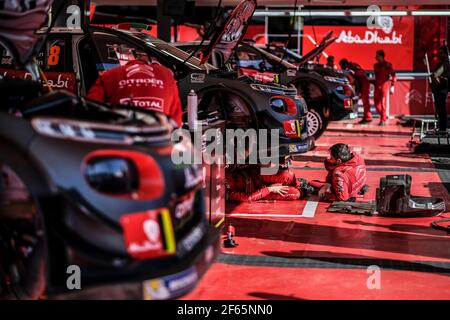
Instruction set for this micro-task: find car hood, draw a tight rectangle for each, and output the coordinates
[0,0,53,66]
[297,31,336,66]
[200,0,256,67]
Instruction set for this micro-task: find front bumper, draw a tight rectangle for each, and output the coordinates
[280,135,315,156]
[257,136,314,164]
[49,224,221,299]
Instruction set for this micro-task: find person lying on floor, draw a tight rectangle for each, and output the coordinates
[307,143,368,202]
[225,165,313,202]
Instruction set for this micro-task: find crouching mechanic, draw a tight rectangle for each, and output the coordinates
[308,144,367,201]
[225,165,313,202]
[86,50,182,127]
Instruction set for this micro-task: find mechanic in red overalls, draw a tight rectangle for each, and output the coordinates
[225,165,313,202]
[307,144,367,202]
[326,56,336,69]
[340,59,372,124]
[373,50,396,126]
[86,50,182,127]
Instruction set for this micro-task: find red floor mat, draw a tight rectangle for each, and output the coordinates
[185,119,450,300]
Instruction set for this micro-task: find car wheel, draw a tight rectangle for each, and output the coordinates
[0,149,48,300]
[295,80,330,138]
[307,108,327,139]
[196,90,258,167]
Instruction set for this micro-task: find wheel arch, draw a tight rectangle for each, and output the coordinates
[290,75,333,111]
[193,84,259,126]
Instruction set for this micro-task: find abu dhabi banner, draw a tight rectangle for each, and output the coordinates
[303,17,414,71]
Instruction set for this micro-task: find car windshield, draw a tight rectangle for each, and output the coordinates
[129,32,217,71]
[253,46,298,70]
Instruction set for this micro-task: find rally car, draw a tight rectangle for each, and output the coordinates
[252,34,357,138]
[0,0,219,300]
[177,32,356,139]
[0,0,313,164]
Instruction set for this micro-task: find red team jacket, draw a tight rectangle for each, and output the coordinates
[225,167,301,202]
[324,153,367,201]
[86,60,183,127]
[373,60,397,87]
[347,62,370,88]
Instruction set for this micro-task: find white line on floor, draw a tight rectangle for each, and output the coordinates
[300,201,318,218]
[227,213,300,218]
[228,201,319,218]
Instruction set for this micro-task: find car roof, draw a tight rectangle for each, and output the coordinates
[119,30,217,71]
[176,40,298,70]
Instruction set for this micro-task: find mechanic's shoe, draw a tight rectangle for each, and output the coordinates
[358,184,369,195]
[298,178,315,195]
[358,119,372,124]
[379,121,386,126]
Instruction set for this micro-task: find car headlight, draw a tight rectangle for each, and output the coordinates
[270,98,286,113]
[83,150,165,200]
[270,96,297,115]
[86,157,139,194]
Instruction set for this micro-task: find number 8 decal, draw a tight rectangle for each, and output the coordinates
[48,45,60,66]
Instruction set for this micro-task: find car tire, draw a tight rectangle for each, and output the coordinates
[0,144,48,300]
[307,108,327,140]
[294,80,330,139]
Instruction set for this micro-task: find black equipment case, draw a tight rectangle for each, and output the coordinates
[376,174,445,217]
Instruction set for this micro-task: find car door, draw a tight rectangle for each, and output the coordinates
[0,33,77,94]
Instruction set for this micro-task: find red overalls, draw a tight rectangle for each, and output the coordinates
[373,60,396,122]
[309,153,367,201]
[86,60,183,127]
[348,62,371,121]
[225,167,303,202]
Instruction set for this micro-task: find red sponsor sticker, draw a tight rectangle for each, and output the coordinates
[283,120,299,138]
[240,67,278,83]
[344,98,353,110]
[120,210,168,259]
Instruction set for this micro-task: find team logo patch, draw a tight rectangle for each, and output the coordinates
[119,97,164,112]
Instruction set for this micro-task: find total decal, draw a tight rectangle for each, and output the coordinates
[118,97,164,111]
[303,16,414,70]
